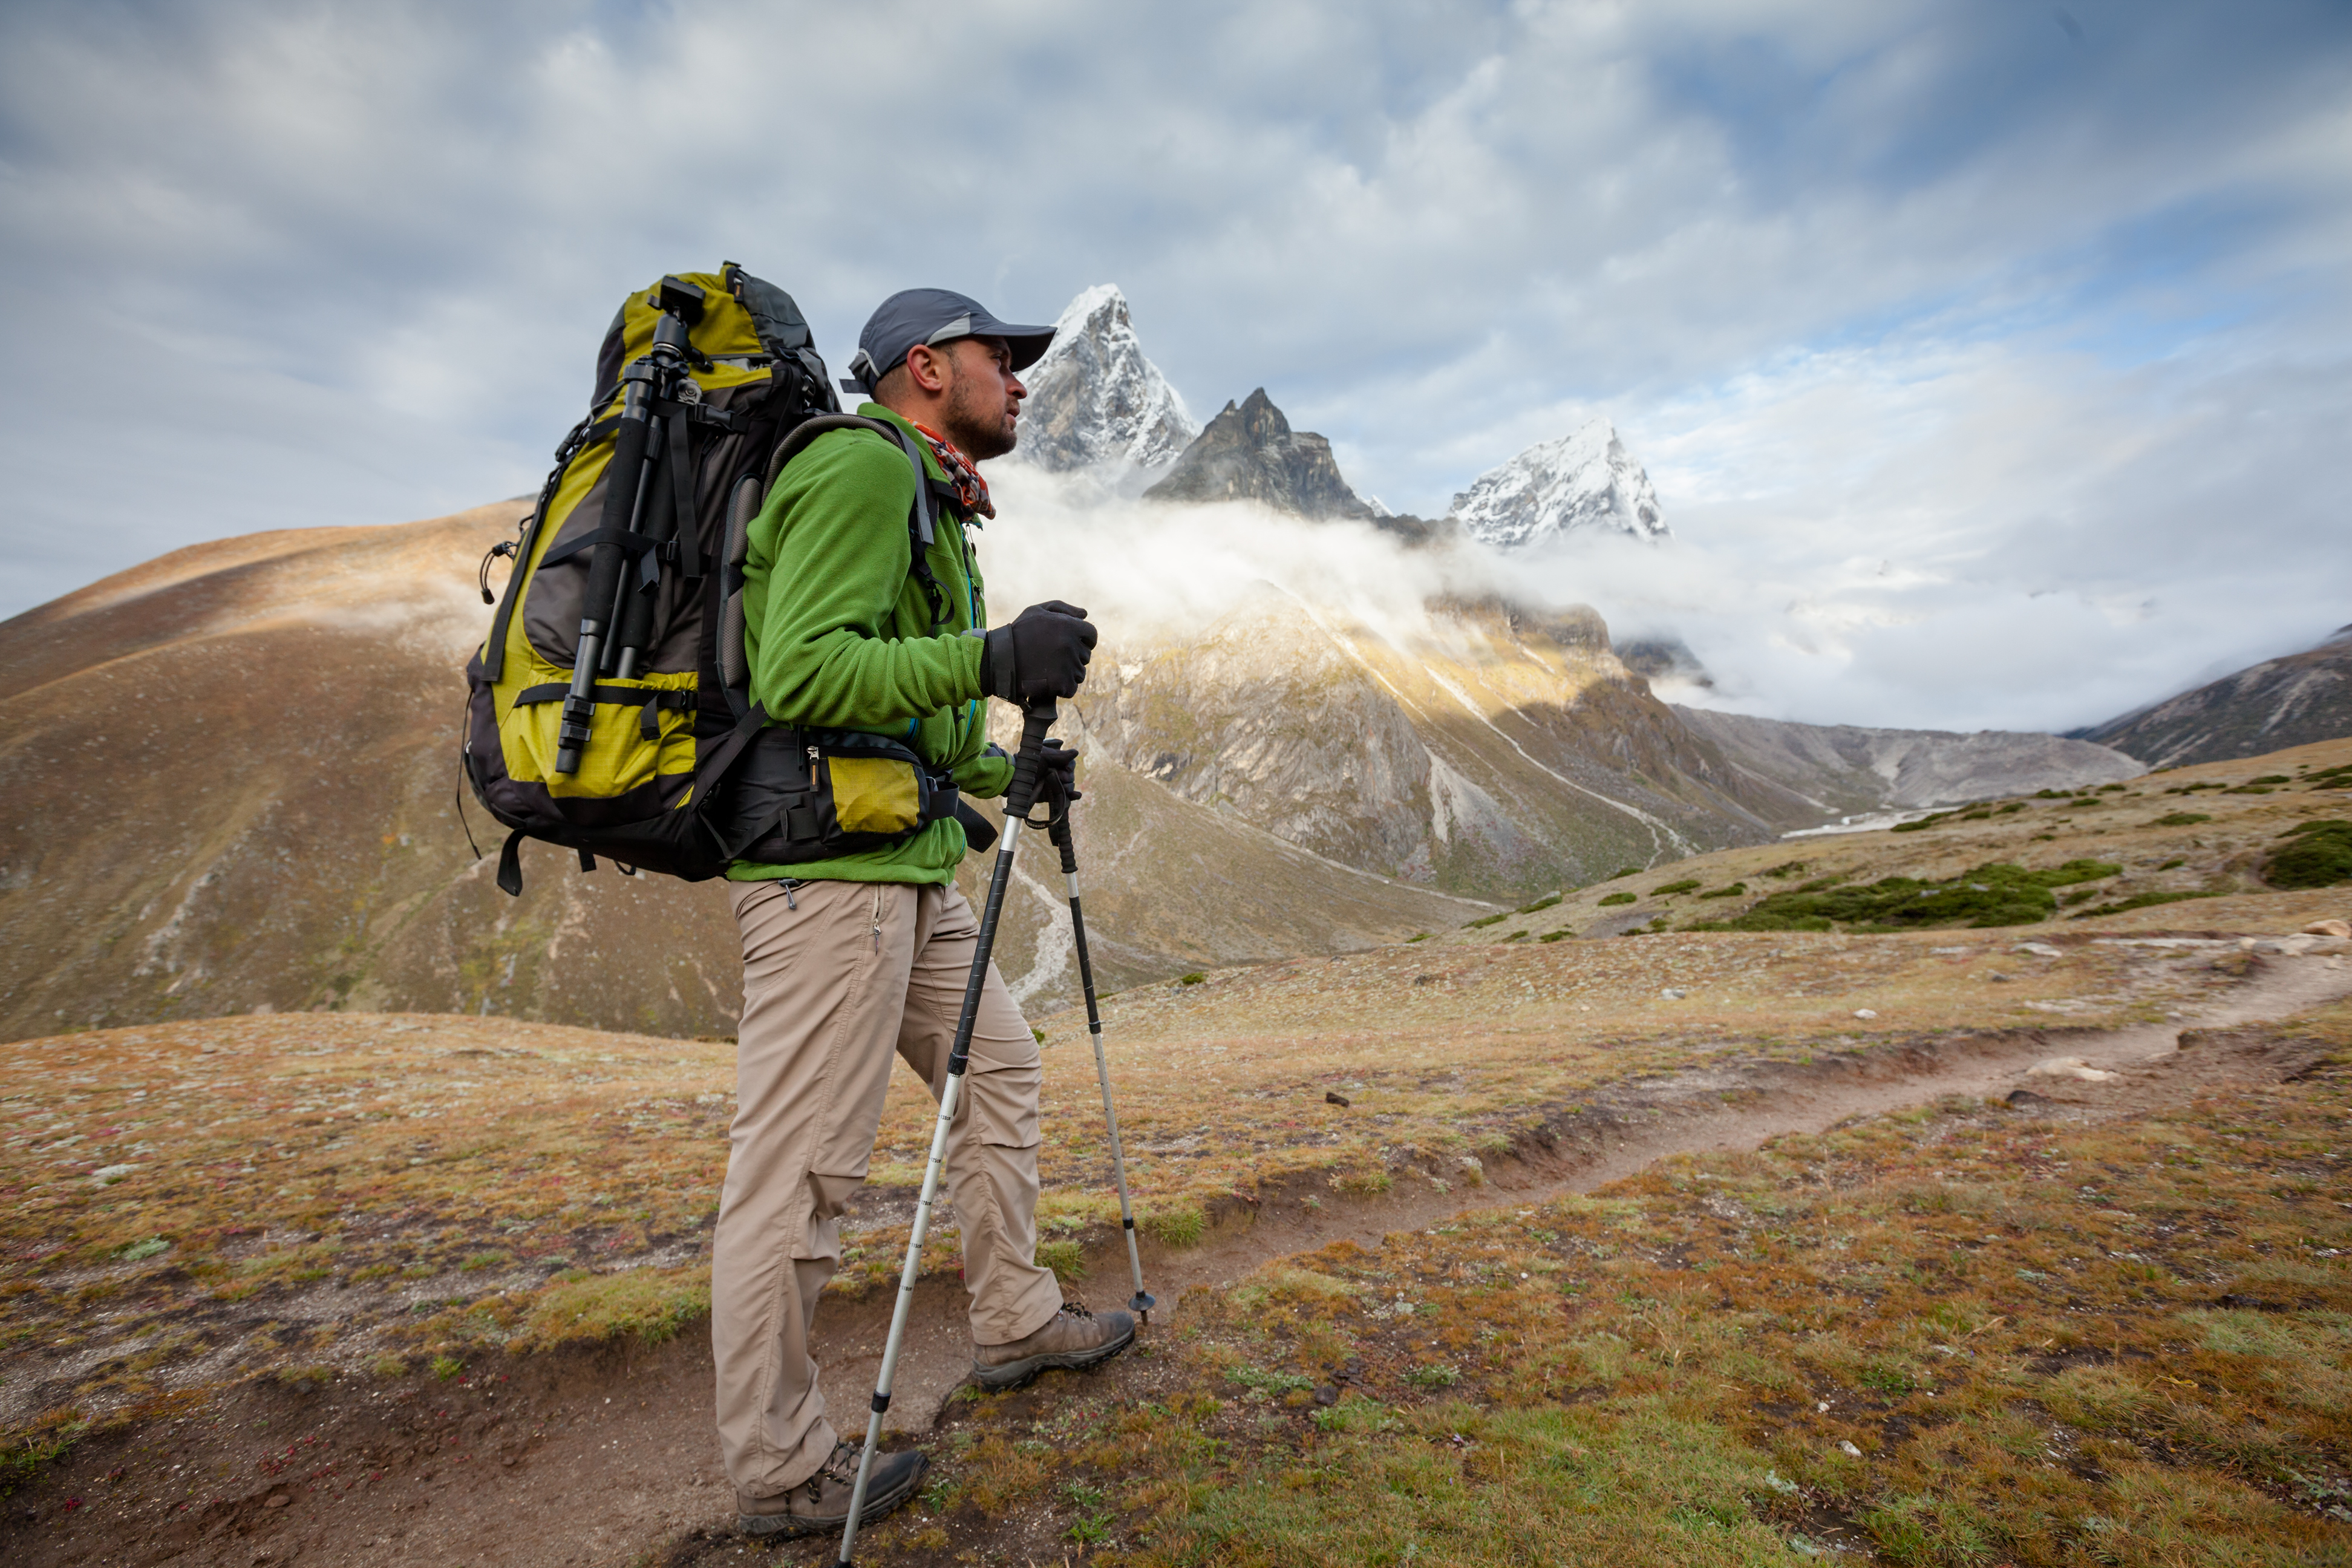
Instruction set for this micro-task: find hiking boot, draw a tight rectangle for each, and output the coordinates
[972,1302,1136,1391]
[736,1439,927,1540]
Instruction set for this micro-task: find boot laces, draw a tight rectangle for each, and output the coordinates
[811,1438,862,1497]
[1059,1301,1095,1321]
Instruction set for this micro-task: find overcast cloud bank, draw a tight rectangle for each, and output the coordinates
[1,0,2345,733]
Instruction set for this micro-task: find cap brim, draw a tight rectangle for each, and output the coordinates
[960,313,1055,373]
[1003,330,1054,373]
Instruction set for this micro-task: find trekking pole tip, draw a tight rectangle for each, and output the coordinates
[1131,1290,1156,1321]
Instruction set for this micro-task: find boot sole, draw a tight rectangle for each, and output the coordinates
[972,1319,1138,1391]
[737,1451,928,1539]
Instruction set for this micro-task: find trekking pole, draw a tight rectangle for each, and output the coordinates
[1042,768,1155,1323]
[835,697,1059,1568]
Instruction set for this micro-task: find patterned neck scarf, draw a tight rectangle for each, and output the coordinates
[909,420,995,522]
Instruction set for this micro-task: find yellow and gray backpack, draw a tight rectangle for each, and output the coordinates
[463,266,968,893]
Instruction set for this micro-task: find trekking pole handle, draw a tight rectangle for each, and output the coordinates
[1002,699,1057,820]
[1045,771,1079,874]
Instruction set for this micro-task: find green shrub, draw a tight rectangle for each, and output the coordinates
[1463,912,1509,929]
[2152,812,2212,827]
[1405,932,1430,943]
[1515,892,1563,915]
[1651,879,1701,897]
[2069,889,2229,920]
[1695,883,1746,900]
[1538,930,1573,943]
[1606,866,1640,880]
[1702,860,2120,933]
[1178,972,1206,985]
[2264,821,2352,889]
[1598,892,1637,907]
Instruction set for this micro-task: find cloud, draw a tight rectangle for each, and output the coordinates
[0,0,2345,735]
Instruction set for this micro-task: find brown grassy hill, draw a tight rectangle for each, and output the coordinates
[1433,733,2352,949]
[0,510,1479,1046]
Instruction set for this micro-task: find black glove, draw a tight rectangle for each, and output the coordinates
[982,600,1097,702]
[1037,739,1080,804]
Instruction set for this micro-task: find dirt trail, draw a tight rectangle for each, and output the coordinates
[1138,948,2352,1311]
[12,952,2347,1568]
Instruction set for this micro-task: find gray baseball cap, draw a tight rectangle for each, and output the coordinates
[839,287,1056,397]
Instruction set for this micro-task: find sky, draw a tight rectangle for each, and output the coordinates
[1,0,2346,733]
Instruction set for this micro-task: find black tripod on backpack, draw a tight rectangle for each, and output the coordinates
[553,275,709,776]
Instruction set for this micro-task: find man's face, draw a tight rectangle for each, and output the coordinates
[938,336,1025,462]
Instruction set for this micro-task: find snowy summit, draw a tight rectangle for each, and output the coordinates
[1010,284,1199,473]
[1448,418,1668,549]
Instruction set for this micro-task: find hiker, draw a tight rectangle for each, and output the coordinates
[711,289,1134,1540]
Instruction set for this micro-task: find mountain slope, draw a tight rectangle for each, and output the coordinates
[1671,705,2145,822]
[1449,417,1667,548]
[1061,593,1791,902]
[1009,284,1197,473]
[1142,389,1378,520]
[0,512,1480,1045]
[2076,627,2352,769]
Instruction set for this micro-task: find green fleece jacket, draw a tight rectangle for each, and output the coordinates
[727,403,1011,884]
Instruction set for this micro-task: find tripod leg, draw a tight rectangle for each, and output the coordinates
[1047,790,1154,1320]
[836,701,1058,1567]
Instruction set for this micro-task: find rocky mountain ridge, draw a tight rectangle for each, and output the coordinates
[1008,284,1197,473]
[1054,593,1794,901]
[2075,626,2352,770]
[1141,388,1380,520]
[1448,417,1669,549]
[1670,705,2145,821]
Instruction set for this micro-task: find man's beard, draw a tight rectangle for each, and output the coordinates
[940,372,1017,462]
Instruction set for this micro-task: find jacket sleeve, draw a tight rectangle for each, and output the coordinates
[951,739,1014,799]
[746,431,987,730]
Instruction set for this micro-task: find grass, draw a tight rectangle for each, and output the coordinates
[7,735,2350,1517]
[1434,734,2352,950]
[1684,859,2121,933]
[2068,889,2231,920]
[0,917,2256,1454]
[2267,820,2352,889]
[517,1265,710,1350]
[883,1008,2352,1567]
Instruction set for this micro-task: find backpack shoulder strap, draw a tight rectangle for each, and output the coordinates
[762,414,950,632]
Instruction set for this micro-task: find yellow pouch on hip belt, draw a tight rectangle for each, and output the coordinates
[826,754,925,835]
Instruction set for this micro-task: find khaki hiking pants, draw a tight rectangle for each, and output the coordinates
[713,877,1063,1498]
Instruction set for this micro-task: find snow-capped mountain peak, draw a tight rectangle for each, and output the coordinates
[1447,418,1668,549]
[1011,284,1199,472]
